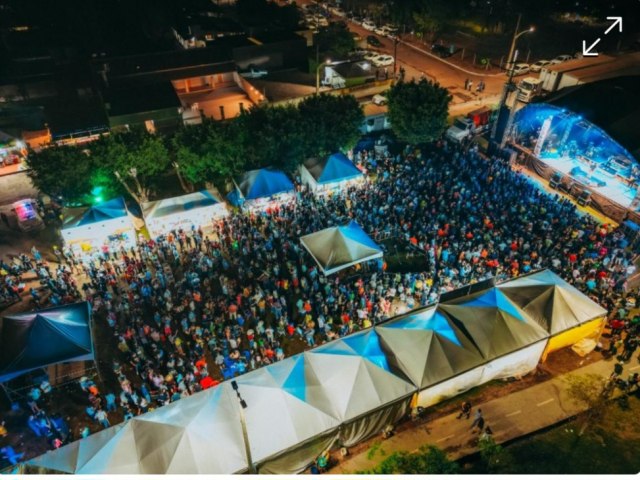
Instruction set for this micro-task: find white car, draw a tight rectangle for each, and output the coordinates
[506,63,530,76]
[529,59,550,73]
[379,25,398,38]
[373,54,394,67]
[550,54,573,64]
[364,51,380,62]
[372,93,387,105]
[362,20,377,31]
[240,68,268,78]
[373,26,386,36]
[331,7,346,17]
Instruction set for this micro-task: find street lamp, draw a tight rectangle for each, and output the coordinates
[316,58,332,95]
[491,14,535,144]
[231,380,256,474]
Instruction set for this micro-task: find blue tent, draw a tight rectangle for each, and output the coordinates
[0,302,94,383]
[229,169,294,206]
[302,153,362,188]
[66,197,128,228]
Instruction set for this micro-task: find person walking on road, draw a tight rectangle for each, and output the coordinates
[456,400,472,419]
[470,408,485,432]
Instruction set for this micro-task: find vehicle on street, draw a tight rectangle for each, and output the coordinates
[517,77,544,102]
[431,44,452,58]
[446,107,491,143]
[331,7,346,17]
[240,68,268,79]
[505,63,530,76]
[373,54,394,67]
[529,59,550,72]
[364,51,380,62]
[362,20,377,31]
[373,26,386,36]
[366,35,382,47]
[550,54,573,64]
[372,93,387,105]
[379,25,399,38]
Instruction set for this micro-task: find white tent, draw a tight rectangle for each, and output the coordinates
[299,153,364,193]
[142,189,228,238]
[300,221,383,275]
[61,197,137,257]
[26,384,248,474]
[234,356,341,473]
[305,330,416,446]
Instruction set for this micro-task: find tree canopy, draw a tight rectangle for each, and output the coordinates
[386,78,451,144]
[298,93,363,157]
[361,445,460,474]
[314,22,356,59]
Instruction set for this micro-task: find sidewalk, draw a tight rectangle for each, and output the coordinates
[329,357,639,473]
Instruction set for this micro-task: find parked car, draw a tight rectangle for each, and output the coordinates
[331,7,346,17]
[240,68,268,78]
[373,26,386,36]
[373,54,394,67]
[362,20,377,31]
[529,59,550,72]
[366,35,382,47]
[380,26,398,38]
[372,93,387,105]
[431,44,452,58]
[364,51,380,62]
[550,54,573,64]
[505,63,530,76]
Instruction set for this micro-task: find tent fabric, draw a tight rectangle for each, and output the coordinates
[235,358,341,466]
[376,307,484,389]
[498,270,607,335]
[302,153,363,185]
[27,384,248,474]
[63,197,127,228]
[300,221,383,275]
[0,302,93,383]
[232,168,294,203]
[305,330,415,422]
[542,318,605,361]
[439,287,548,361]
[142,190,223,220]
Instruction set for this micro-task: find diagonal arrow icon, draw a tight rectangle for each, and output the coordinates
[582,38,601,56]
[605,17,623,35]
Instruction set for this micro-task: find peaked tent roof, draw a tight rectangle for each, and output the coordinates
[234,168,294,201]
[0,302,93,383]
[300,221,383,275]
[439,288,548,360]
[27,384,248,474]
[305,330,415,421]
[235,359,341,464]
[498,269,607,334]
[142,190,224,220]
[303,153,363,185]
[63,197,128,229]
[376,307,484,388]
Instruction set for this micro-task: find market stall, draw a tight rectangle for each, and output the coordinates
[228,168,295,210]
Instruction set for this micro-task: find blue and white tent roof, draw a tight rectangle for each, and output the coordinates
[230,168,294,205]
[302,153,363,185]
[300,221,383,275]
[142,190,224,220]
[63,197,128,228]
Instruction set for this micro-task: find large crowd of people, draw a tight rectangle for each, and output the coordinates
[1,139,639,468]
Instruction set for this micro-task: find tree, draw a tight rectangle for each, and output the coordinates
[362,445,460,474]
[565,373,611,436]
[26,144,96,204]
[386,79,451,144]
[91,129,171,204]
[238,104,306,173]
[478,436,515,474]
[314,22,356,59]
[172,119,248,190]
[298,93,363,158]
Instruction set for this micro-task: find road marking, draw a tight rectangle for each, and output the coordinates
[505,410,521,417]
[436,434,454,443]
[630,365,640,371]
[537,398,555,407]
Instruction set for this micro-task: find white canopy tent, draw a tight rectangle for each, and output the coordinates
[300,221,383,275]
[142,189,228,238]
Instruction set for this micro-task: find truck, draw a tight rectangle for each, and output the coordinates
[445,107,491,143]
[516,77,543,102]
[538,55,614,93]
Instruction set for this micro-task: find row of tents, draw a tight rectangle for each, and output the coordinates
[61,153,364,256]
[24,269,607,474]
